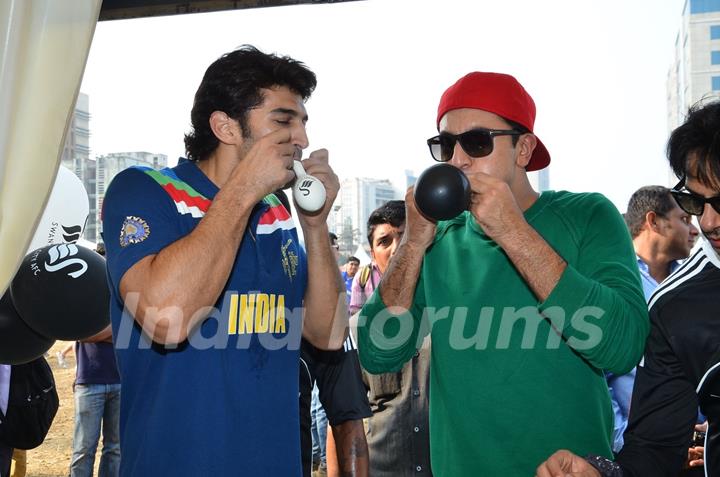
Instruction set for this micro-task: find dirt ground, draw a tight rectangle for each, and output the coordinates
[20,341,102,477]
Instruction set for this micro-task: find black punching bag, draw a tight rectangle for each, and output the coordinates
[11,244,111,341]
[0,291,54,365]
[414,163,471,221]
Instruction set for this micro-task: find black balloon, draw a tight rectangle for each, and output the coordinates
[0,291,54,365]
[413,164,471,221]
[11,244,110,341]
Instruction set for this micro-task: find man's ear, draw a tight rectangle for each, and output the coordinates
[515,133,537,169]
[209,111,240,145]
[645,211,661,232]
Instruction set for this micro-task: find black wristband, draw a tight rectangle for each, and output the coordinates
[584,454,623,477]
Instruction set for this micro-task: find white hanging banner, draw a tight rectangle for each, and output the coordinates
[0,0,101,295]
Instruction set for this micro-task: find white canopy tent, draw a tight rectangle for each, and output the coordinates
[352,244,372,266]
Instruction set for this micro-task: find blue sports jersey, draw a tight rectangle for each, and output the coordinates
[102,158,308,476]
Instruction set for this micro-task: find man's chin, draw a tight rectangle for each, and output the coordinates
[703,234,720,253]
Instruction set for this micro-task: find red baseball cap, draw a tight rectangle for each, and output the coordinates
[436,72,550,172]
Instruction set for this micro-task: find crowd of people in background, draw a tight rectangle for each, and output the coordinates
[3,43,720,477]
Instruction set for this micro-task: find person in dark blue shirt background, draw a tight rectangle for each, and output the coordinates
[341,257,360,303]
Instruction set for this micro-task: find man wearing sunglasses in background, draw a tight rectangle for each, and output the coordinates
[537,101,720,477]
[357,72,649,476]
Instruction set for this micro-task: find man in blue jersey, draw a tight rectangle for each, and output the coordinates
[102,45,346,476]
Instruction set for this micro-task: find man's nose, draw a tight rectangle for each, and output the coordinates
[292,123,309,150]
[449,142,471,170]
[690,222,700,237]
[699,204,720,233]
[389,239,400,257]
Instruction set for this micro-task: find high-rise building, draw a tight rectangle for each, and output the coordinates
[329,177,399,255]
[59,92,97,241]
[58,94,169,243]
[667,0,720,132]
[61,93,91,176]
[95,152,168,241]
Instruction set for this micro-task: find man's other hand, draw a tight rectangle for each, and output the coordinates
[403,186,436,251]
[536,450,601,477]
[295,148,339,227]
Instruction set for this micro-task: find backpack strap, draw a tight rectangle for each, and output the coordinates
[358,265,372,289]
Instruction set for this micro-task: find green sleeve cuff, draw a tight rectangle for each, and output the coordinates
[356,289,418,375]
[538,263,649,374]
[538,264,593,327]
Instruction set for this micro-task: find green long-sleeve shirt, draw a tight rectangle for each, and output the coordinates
[357,190,649,476]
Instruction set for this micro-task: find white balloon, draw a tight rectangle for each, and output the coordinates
[26,166,89,254]
[292,160,326,213]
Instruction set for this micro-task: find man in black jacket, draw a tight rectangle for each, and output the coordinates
[536,101,720,477]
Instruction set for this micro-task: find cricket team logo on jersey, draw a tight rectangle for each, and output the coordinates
[120,216,150,247]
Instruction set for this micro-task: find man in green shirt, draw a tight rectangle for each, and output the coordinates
[356,72,649,476]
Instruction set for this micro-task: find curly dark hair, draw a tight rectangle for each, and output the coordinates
[366,200,406,248]
[624,186,676,238]
[183,45,317,161]
[668,100,720,187]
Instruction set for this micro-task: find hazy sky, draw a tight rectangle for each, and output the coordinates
[81,0,687,211]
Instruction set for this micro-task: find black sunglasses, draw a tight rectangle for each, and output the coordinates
[426,128,522,162]
[670,177,720,215]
